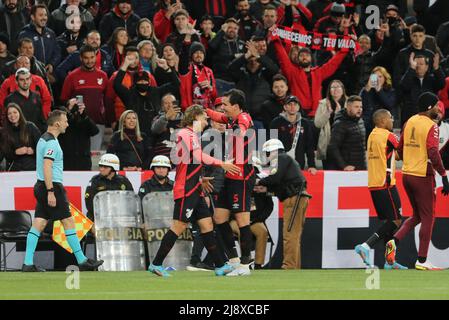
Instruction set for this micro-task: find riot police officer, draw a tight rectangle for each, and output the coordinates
[257,139,311,269]
[138,155,174,199]
[84,153,134,221]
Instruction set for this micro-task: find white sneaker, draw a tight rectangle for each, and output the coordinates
[226,263,251,276]
[415,260,445,271]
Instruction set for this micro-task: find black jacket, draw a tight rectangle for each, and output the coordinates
[85,173,134,220]
[107,130,152,170]
[113,69,180,135]
[98,9,141,44]
[4,91,46,133]
[270,113,316,170]
[138,176,174,199]
[360,87,396,136]
[327,109,367,170]
[0,7,27,54]
[228,55,279,121]
[436,21,449,57]
[258,151,306,201]
[56,31,87,61]
[208,30,245,81]
[399,67,446,125]
[260,95,286,131]
[58,108,99,170]
[0,121,41,171]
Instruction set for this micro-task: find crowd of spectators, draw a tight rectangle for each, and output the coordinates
[1,0,449,172]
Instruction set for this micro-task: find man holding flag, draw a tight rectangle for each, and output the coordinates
[22,109,104,272]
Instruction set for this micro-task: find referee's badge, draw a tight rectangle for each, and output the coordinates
[46,149,54,156]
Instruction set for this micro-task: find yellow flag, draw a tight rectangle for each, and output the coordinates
[52,203,94,253]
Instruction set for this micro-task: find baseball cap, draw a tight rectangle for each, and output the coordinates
[284,95,300,105]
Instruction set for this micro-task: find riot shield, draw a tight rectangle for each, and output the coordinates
[142,191,193,270]
[93,191,146,271]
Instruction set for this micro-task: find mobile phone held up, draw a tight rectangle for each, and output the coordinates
[369,73,378,88]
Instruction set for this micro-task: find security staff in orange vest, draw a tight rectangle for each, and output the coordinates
[385,92,449,271]
[355,109,407,269]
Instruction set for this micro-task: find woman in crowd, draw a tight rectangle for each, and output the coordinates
[130,18,160,50]
[102,27,129,70]
[314,80,348,169]
[107,110,152,171]
[137,40,158,74]
[1,103,41,171]
[155,43,180,86]
[360,66,396,137]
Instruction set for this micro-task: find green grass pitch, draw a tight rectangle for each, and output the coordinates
[1,270,449,300]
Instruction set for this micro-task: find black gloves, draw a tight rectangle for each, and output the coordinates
[442,175,449,196]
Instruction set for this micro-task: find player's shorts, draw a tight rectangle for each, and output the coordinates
[173,191,211,223]
[34,181,71,221]
[370,185,402,220]
[215,176,256,214]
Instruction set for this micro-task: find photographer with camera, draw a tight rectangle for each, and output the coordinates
[58,96,99,170]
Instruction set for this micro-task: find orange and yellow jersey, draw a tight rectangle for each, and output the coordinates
[367,127,399,189]
[399,114,445,177]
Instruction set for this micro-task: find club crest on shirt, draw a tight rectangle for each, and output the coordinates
[97,78,103,85]
[78,79,85,85]
[46,149,54,156]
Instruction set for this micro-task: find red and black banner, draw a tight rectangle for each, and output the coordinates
[272,26,358,52]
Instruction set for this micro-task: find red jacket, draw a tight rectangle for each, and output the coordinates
[272,38,347,116]
[179,64,217,111]
[153,9,195,43]
[0,74,52,119]
[438,77,449,111]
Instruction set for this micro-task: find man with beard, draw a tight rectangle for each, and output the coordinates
[0,55,52,120]
[113,52,180,135]
[60,45,109,151]
[234,0,262,41]
[18,4,61,79]
[49,0,95,37]
[386,93,449,271]
[4,67,46,132]
[270,25,348,117]
[55,30,114,80]
[260,74,289,130]
[99,0,140,44]
[209,17,245,95]
[179,42,217,110]
[327,95,366,171]
[0,0,27,54]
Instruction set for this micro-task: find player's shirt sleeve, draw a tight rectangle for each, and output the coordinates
[206,108,228,124]
[427,124,447,177]
[237,113,251,136]
[387,132,399,150]
[43,140,59,161]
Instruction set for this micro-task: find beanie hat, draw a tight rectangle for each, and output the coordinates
[189,41,205,58]
[173,9,189,20]
[418,92,439,112]
[0,32,9,47]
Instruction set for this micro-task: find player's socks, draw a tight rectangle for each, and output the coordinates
[153,229,178,265]
[365,221,398,247]
[24,227,41,266]
[216,222,238,259]
[418,256,426,263]
[201,231,225,268]
[65,229,87,264]
[239,225,253,264]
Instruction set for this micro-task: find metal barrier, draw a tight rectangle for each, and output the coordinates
[94,191,146,271]
[142,191,193,270]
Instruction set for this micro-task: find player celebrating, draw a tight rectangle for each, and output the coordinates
[22,110,104,272]
[148,105,240,277]
[386,93,449,270]
[355,109,407,269]
[205,89,256,276]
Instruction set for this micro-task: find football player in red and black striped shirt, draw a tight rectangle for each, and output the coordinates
[206,89,256,276]
[148,105,240,277]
